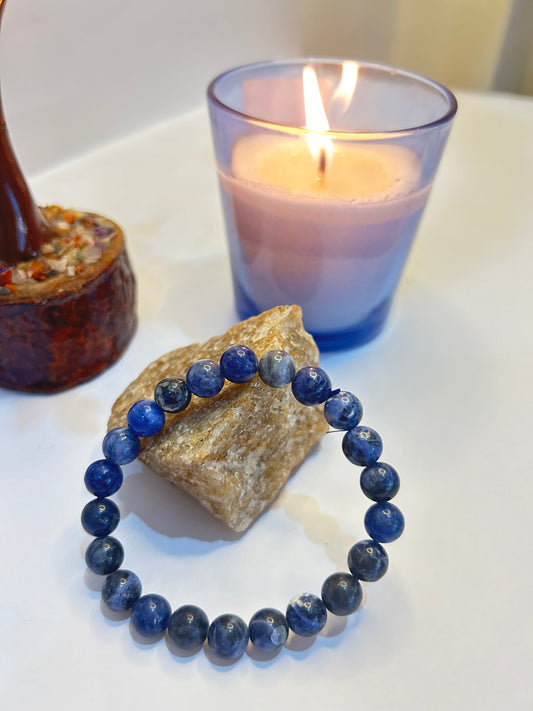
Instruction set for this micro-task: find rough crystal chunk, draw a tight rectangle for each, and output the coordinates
[108,305,329,531]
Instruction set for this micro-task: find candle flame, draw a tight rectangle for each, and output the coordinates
[333,61,359,111]
[303,65,332,175]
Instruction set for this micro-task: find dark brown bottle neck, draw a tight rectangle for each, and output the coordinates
[0,0,54,264]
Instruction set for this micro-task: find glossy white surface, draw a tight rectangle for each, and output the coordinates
[1,92,532,709]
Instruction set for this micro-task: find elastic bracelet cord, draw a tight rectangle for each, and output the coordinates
[81,345,404,661]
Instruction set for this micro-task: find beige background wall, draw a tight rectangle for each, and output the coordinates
[299,0,532,95]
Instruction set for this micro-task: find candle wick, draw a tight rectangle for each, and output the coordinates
[318,147,327,179]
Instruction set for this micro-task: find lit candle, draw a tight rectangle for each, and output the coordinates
[208,60,457,348]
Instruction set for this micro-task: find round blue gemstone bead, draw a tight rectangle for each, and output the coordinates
[324,390,363,430]
[359,462,400,501]
[364,502,405,543]
[286,593,327,637]
[154,377,191,413]
[220,345,258,383]
[360,462,400,502]
[102,427,140,465]
[126,399,165,438]
[258,350,296,387]
[84,459,123,497]
[85,535,124,575]
[342,426,383,466]
[249,608,289,652]
[291,366,332,406]
[186,359,225,398]
[208,613,249,660]
[81,497,120,536]
[168,604,209,650]
[348,539,389,582]
[321,572,362,615]
[131,593,172,638]
[102,569,142,612]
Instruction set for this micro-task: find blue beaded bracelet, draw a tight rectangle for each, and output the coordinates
[82,345,405,661]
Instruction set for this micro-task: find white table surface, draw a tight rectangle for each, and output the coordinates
[1,91,532,710]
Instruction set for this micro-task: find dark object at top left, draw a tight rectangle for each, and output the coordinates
[0,0,137,392]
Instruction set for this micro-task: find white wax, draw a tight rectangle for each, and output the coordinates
[232,134,421,201]
[222,133,427,334]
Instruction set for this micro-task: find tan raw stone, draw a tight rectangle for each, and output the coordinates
[108,305,329,531]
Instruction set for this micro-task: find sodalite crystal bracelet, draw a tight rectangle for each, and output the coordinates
[81,345,405,660]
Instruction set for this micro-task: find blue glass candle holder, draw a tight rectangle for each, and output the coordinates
[207,59,457,350]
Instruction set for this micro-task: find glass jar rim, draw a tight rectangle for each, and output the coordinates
[207,58,458,138]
